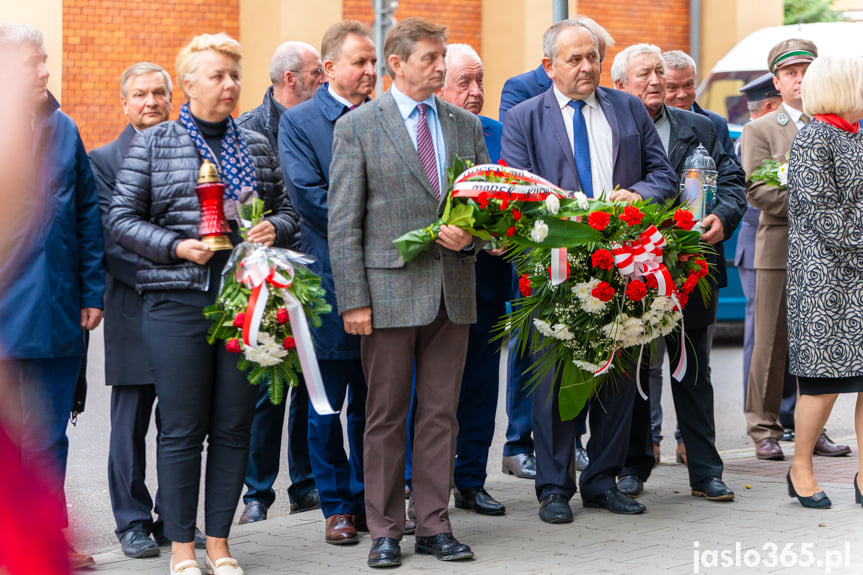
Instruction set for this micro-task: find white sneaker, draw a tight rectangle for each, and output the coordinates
[169,559,202,575]
[205,555,244,575]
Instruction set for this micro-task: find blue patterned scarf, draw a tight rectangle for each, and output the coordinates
[179,101,258,212]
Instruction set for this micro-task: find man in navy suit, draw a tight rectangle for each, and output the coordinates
[89,62,172,559]
[436,43,508,516]
[498,15,614,481]
[279,21,376,546]
[501,19,677,522]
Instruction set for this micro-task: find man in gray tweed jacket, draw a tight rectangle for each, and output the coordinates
[328,17,490,569]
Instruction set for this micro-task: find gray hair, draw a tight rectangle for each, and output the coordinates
[610,43,662,86]
[662,49,696,74]
[269,41,318,85]
[0,23,45,52]
[120,62,172,99]
[445,43,482,68]
[542,19,597,63]
[573,15,615,49]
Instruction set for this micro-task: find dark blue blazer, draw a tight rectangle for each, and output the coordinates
[693,101,736,160]
[89,124,153,385]
[498,65,551,124]
[279,84,361,360]
[475,114,511,301]
[501,86,677,203]
[0,94,104,359]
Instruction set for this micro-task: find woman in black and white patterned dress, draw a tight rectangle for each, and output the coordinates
[786,55,863,510]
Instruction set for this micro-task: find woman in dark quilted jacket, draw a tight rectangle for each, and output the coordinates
[109,33,299,575]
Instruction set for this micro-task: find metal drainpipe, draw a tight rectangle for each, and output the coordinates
[690,0,701,78]
[553,0,568,23]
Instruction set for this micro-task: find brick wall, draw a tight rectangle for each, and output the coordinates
[63,0,240,150]
[342,0,482,54]
[580,1,690,86]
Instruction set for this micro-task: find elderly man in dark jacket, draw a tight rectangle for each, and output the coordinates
[89,61,172,559]
[235,40,324,525]
[0,24,104,570]
[612,43,746,501]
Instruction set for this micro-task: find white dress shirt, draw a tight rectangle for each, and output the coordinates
[553,85,614,198]
[783,103,807,131]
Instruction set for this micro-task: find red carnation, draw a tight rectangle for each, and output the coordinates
[512,209,522,221]
[625,280,648,302]
[645,274,658,289]
[226,338,242,353]
[518,274,532,297]
[694,258,709,278]
[283,336,296,350]
[497,159,509,167]
[587,210,610,231]
[477,192,490,209]
[506,226,517,237]
[232,313,246,328]
[677,292,689,309]
[276,308,289,324]
[591,248,614,270]
[674,209,695,231]
[592,281,615,302]
[619,206,644,227]
[500,199,509,210]
[682,275,698,294]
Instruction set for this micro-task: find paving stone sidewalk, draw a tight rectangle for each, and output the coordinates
[86,443,861,575]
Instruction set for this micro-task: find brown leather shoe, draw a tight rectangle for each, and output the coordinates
[755,437,785,460]
[814,431,852,457]
[67,543,95,569]
[325,514,359,545]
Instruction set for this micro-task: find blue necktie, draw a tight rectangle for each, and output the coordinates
[568,100,593,198]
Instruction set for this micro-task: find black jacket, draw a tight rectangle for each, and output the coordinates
[237,86,283,156]
[665,105,746,326]
[109,119,299,292]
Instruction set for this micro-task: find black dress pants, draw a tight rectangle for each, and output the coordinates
[143,297,258,542]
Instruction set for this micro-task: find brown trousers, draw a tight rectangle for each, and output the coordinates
[361,305,469,539]
[745,268,790,442]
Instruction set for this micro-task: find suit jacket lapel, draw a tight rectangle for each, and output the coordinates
[778,104,798,150]
[596,88,620,173]
[544,89,577,173]
[378,90,436,198]
[666,108,687,171]
[437,97,457,204]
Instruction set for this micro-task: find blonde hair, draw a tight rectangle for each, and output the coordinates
[801,55,863,116]
[175,33,242,98]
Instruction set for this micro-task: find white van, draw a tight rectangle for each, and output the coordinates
[696,22,863,138]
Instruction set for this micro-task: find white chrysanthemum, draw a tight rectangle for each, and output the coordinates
[573,191,590,210]
[243,332,288,366]
[572,282,592,299]
[531,220,549,243]
[778,163,788,186]
[545,194,560,215]
[573,359,600,372]
[581,297,607,314]
[551,323,575,341]
[651,296,676,313]
[533,318,554,337]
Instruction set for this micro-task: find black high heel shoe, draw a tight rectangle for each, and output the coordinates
[786,471,831,509]
[855,473,862,507]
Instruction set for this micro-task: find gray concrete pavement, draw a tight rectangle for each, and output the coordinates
[66,328,862,573]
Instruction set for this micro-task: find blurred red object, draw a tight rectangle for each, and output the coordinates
[0,422,70,575]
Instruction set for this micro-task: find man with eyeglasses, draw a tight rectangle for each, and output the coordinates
[236,40,325,525]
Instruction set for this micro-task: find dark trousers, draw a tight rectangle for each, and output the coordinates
[308,358,367,516]
[534,356,637,502]
[108,384,162,539]
[243,380,316,507]
[623,326,724,485]
[5,356,82,527]
[361,305,468,540]
[454,295,505,490]
[504,328,534,457]
[143,298,258,542]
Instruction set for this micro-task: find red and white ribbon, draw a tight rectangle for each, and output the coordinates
[550,248,568,286]
[237,249,337,415]
[452,164,568,201]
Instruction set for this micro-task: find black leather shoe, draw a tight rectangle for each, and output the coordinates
[368,537,401,568]
[120,530,160,559]
[415,532,474,561]
[454,487,505,516]
[194,527,206,550]
[617,475,644,498]
[787,471,831,509]
[239,500,268,525]
[583,488,646,514]
[691,477,735,501]
[290,488,321,514]
[538,493,573,524]
[574,446,589,471]
[501,453,537,479]
[854,473,862,507]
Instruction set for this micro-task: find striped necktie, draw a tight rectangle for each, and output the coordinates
[416,103,440,199]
